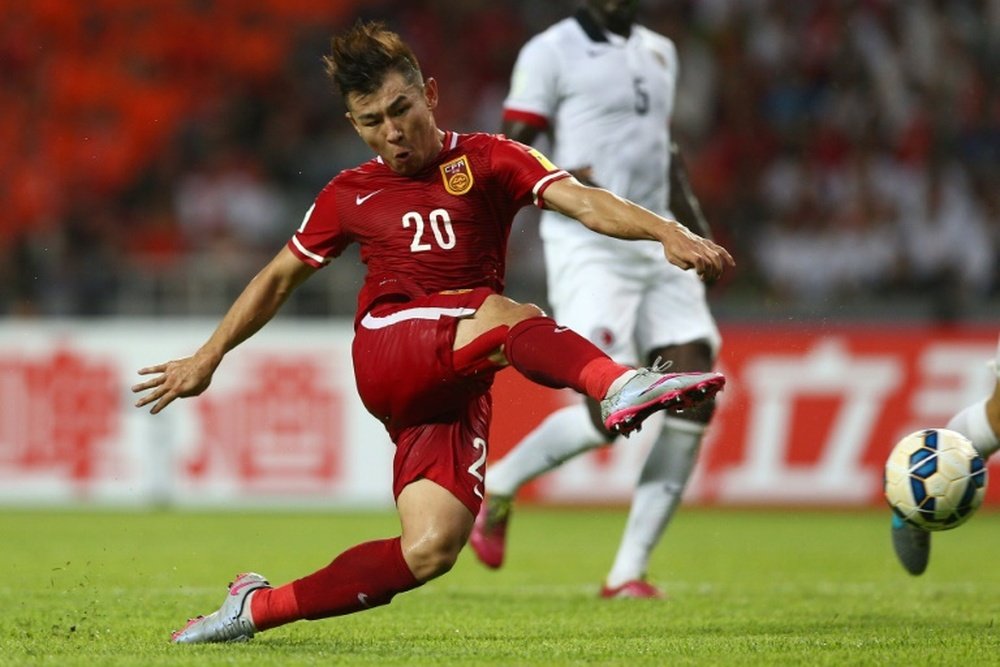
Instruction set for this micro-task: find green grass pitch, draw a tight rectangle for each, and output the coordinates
[1,508,998,666]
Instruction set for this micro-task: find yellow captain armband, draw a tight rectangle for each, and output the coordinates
[527,147,558,172]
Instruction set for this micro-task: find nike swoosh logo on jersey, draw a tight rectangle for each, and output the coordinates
[356,189,384,205]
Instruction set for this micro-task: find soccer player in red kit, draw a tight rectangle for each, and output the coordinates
[131,21,733,644]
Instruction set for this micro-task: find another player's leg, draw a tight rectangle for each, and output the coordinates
[602,416,704,598]
[602,341,716,599]
[891,335,1000,575]
[890,514,931,576]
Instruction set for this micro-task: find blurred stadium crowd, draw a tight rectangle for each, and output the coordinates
[1,0,997,320]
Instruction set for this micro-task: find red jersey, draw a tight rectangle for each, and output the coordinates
[287,131,569,322]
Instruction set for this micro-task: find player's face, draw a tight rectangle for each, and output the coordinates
[346,71,443,176]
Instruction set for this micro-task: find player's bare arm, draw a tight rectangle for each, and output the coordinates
[132,247,316,414]
[540,176,734,281]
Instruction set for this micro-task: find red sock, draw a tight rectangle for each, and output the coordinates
[249,584,300,631]
[250,537,419,630]
[453,325,509,376]
[504,317,630,399]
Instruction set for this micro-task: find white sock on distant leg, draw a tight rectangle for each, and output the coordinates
[487,402,607,497]
[946,398,1000,460]
[605,416,705,588]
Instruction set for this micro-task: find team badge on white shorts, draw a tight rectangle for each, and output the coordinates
[591,326,616,350]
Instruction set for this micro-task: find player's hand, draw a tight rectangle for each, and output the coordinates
[131,353,219,414]
[659,221,735,282]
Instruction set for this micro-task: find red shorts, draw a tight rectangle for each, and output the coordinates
[353,288,496,514]
[391,393,491,516]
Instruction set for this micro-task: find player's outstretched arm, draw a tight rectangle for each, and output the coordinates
[132,246,316,414]
[540,176,734,282]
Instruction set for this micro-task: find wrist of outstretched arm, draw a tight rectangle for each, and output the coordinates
[195,343,226,370]
[651,218,686,244]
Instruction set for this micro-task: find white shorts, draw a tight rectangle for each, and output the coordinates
[543,236,721,367]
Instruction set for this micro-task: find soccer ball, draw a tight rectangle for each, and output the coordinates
[884,428,988,531]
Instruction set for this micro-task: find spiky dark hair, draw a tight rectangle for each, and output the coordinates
[323,20,423,101]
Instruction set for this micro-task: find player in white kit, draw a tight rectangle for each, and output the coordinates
[470,0,722,598]
[892,335,1000,575]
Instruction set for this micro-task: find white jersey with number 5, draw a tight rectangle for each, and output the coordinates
[503,13,679,254]
[503,12,719,361]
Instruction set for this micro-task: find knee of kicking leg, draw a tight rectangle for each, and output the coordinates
[403,529,465,581]
[501,301,546,327]
[478,294,545,326]
[516,302,546,321]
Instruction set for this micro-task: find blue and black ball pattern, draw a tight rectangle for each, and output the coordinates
[907,429,987,528]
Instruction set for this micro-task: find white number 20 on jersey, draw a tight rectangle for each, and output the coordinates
[402,208,457,252]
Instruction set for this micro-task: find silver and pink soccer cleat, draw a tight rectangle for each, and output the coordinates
[171,572,271,644]
[601,368,725,436]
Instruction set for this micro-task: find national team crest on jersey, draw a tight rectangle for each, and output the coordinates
[440,155,474,195]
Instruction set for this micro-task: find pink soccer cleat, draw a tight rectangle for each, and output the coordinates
[469,495,513,569]
[599,579,664,599]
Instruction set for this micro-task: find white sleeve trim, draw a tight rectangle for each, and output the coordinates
[296,203,316,233]
[532,170,570,207]
[291,235,330,265]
